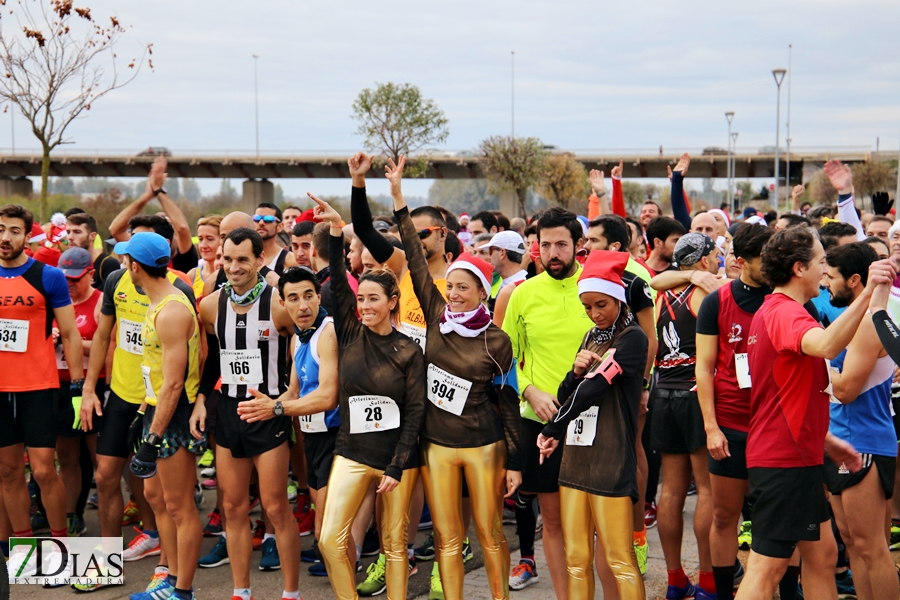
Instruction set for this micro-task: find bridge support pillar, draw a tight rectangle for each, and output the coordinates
[0,176,32,198]
[242,179,274,213]
[499,189,520,218]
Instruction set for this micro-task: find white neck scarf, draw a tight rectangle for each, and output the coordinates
[439,304,491,338]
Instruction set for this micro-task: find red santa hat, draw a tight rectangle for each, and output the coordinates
[447,252,492,292]
[49,212,67,243]
[577,250,628,303]
[28,222,46,244]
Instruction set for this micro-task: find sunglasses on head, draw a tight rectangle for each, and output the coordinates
[253,215,280,224]
[417,226,442,240]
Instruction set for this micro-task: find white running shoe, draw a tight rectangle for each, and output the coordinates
[123,528,161,562]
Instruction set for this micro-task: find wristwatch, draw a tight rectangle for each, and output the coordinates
[152,187,167,197]
[273,401,284,417]
[145,432,162,447]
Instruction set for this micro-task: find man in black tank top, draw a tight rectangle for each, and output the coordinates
[650,232,721,599]
[195,228,300,599]
[255,203,297,276]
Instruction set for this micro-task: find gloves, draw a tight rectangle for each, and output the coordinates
[130,439,160,479]
[873,192,893,216]
[70,380,83,430]
[127,411,145,454]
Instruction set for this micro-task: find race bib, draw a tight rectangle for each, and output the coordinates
[220,349,264,385]
[349,395,400,434]
[0,318,28,353]
[399,322,426,350]
[566,407,598,446]
[825,359,840,404]
[299,412,328,433]
[426,363,472,416]
[141,365,156,399]
[734,353,751,389]
[119,318,144,355]
[56,343,89,371]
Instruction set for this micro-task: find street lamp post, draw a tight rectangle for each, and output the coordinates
[253,54,260,161]
[511,51,515,138]
[786,44,792,198]
[772,68,787,213]
[725,112,735,213]
[731,131,739,212]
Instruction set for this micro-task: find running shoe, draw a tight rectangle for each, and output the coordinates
[502,497,517,524]
[419,503,433,530]
[687,476,697,496]
[122,500,141,526]
[146,569,168,591]
[86,492,98,509]
[462,538,473,563]
[300,539,320,563]
[509,560,539,590]
[733,559,745,586]
[200,477,217,490]
[30,510,49,534]
[248,492,261,513]
[70,566,116,592]
[203,509,223,537]
[737,521,752,550]
[361,527,380,557]
[308,560,328,577]
[835,569,856,598]
[890,523,900,550]
[197,536,229,568]
[665,579,697,600]
[259,537,280,571]
[129,576,173,600]
[124,527,161,561]
[194,483,203,511]
[287,479,299,503]
[414,531,435,561]
[408,555,418,576]
[428,562,445,600]
[68,514,87,537]
[251,519,265,550]
[634,538,648,577]
[357,553,386,596]
[294,492,311,516]
[695,588,717,600]
[535,513,543,533]
[297,507,315,537]
[198,448,214,469]
[644,501,658,529]
[199,466,216,479]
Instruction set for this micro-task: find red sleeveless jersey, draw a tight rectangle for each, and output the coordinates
[55,288,103,381]
[0,261,59,391]
[713,281,754,432]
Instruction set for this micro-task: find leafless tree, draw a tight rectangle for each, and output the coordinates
[0,0,151,219]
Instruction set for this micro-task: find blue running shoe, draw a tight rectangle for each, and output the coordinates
[695,588,717,600]
[835,570,856,598]
[666,579,697,600]
[733,560,745,586]
[197,536,229,568]
[419,503,432,530]
[301,538,320,563]
[129,576,174,600]
[259,537,280,571]
[308,561,328,577]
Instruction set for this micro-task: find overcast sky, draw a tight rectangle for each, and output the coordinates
[5,0,900,198]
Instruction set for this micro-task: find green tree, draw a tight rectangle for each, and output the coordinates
[478,136,548,217]
[182,178,201,202]
[351,82,449,178]
[622,181,645,215]
[219,179,237,199]
[51,176,75,195]
[274,184,284,205]
[0,1,151,220]
[427,179,499,215]
[536,153,589,211]
[850,161,896,200]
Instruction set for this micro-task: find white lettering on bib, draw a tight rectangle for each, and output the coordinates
[299,412,328,433]
[566,406,598,446]
[0,318,28,353]
[734,353,751,389]
[426,363,472,416]
[349,395,400,434]
[220,349,264,385]
[399,322,426,350]
[141,365,156,399]
[119,318,144,355]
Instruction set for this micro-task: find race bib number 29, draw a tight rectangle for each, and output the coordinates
[349,395,400,434]
[566,407,598,446]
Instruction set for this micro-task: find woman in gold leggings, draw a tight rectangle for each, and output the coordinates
[310,192,426,600]
[387,157,523,600]
[537,250,648,600]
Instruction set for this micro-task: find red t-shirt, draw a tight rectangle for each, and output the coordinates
[746,293,829,468]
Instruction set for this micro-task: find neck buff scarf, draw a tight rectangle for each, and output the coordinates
[295,306,328,345]
[589,304,634,346]
[224,273,265,306]
[440,303,491,338]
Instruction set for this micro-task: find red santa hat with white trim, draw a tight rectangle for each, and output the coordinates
[447,252,493,292]
[577,250,628,303]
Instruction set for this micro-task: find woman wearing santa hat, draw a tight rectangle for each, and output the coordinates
[536,250,649,600]
[387,156,523,600]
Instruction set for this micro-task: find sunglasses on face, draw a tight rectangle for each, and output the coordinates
[417,226,442,240]
[253,215,280,224]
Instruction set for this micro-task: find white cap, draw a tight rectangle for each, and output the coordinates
[484,230,526,255]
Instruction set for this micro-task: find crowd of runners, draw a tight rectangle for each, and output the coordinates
[1,151,900,600]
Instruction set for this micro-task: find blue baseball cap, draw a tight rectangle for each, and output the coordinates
[114,232,170,268]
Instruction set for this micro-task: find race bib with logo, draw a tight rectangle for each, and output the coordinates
[349,395,400,434]
[55,344,89,371]
[119,318,144,355]
[565,406,598,446]
[141,365,156,399]
[299,412,328,433]
[399,322,426,349]
[426,363,472,416]
[220,349,264,385]
[0,318,28,353]
[734,353,751,389]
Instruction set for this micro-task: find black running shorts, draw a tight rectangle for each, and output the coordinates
[0,389,58,448]
[215,395,290,459]
[707,426,748,480]
[304,428,338,490]
[749,465,830,558]
[650,388,707,455]
[96,389,141,458]
[56,381,106,438]
[824,454,896,500]
[520,417,562,494]
[143,403,207,459]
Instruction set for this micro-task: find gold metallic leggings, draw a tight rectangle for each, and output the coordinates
[420,439,510,600]
[559,486,646,600]
[318,455,417,600]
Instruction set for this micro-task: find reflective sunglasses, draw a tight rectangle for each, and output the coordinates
[253,215,280,224]
[417,226,442,240]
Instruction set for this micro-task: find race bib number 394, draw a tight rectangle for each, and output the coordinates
[349,395,400,434]
[426,363,472,416]
[0,318,28,352]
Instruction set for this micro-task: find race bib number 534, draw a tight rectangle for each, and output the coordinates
[0,318,28,352]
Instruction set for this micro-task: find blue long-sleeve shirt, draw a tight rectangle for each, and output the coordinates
[671,171,691,230]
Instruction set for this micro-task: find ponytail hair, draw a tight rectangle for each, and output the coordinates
[359,266,401,320]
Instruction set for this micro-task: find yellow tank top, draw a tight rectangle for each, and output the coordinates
[191,266,205,301]
[140,293,201,407]
[398,269,446,349]
[111,270,188,404]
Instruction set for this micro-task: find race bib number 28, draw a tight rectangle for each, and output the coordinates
[349,395,400,434]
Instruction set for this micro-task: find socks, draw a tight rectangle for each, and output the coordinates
[233,589,251,600]
[263,533,275,542]
[144,528,159,539]
[712,565,736,599]
[633,527,647,546]
[779,565,801,600]
[14,528,33,538]
[167,574,178,587]
[667,567,688,588]
[50,527,67,538]
[172,588,192,600]
[154,565,168,576]
[698,570,715,593]
[282,591,300,600]
[407,543,414,560]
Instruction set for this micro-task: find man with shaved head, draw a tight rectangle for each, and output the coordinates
[691,213,719,239]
